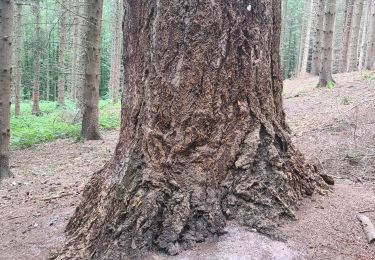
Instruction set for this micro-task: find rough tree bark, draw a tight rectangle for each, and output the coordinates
[340,0,355,72]
[0,0,13,182]
[358,0,371,70]
[57,1,328,259]
[32,0,41,115]
[57,3,67,106]
[311,0,325,75]
[109,0,123,104]
[365,0,375,70]
[318,0,337,87]
[348,0,364,72]
[80,0,102,140]
[12,3,22,116]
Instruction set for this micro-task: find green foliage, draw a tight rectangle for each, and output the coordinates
[10,100,121,149]
[326,81,335,90]
[362,70,374,81]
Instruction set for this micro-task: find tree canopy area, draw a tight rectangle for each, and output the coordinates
[1,0,375,259]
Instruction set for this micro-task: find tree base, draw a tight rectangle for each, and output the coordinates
[56,124,330,260]
[0,166,13,183]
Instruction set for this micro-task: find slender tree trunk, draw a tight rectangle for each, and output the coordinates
[318,0,337,87]
[358,0,371,70]
[45,2,50,101]
[32,0,41,115]
[80,0,103,140]
[281,0,288,72]
[57,3,66,106]
[70,0,79,102]
[348,0,364,71]
[365,0,375,70]
[109,0,123,104]
[13,3,22,116]
[0,0,13,182]
[311,0,325,75]
[300,0,314,75]
[340,0,354,72]
[57,1,329,259]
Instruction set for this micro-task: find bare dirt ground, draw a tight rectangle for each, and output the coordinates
[1,72,375,260]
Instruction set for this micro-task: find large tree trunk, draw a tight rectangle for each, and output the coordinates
[12,3,22,116]
[32,0,41,115]
[57,3,66,106]
[58,1,328,259]
[0,0,13,182]
[80,0,102,140]
[348,0,364,72]
[311,0,325,75]
[365,0,375,70]
[69,0,79,102]
[109,0,123,104]
[318,0,337,87]
[340,0,355,73]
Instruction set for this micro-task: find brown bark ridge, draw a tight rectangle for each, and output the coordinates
[57,3,66,106]
[365,0,375,70]
[0,0,13,182]
[32,0,41,115]
[80,0,102,140]
[57,1,329,259]
[340,0,354,73]
[311,0,325,75]
[348,0,364,72]
[318,0,337,87]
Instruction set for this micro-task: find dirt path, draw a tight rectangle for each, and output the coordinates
[1,72,375,259]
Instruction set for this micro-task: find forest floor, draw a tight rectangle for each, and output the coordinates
[1,71,375,260]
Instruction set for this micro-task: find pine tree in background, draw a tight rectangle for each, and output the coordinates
[311,0,325,75]
[57,2,67,106]
[80,0,103,140]
[348,0,364,72]
[32,0,41,115]
[365,0,375,70]
[318,0,337,87]
[12,3,22,116]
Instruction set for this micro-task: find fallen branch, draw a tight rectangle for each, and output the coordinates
[357,214,375,243]
[41,192,74,201]
[359,209,375,214]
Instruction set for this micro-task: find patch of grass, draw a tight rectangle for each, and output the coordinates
[327,81,335,90]
[11,100,121,149]
[362,70,374,81]
[341,97,351,105]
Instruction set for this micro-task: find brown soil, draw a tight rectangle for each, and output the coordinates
[1,72,375,260]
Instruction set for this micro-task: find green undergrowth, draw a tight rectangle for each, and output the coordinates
[11,100,121,149]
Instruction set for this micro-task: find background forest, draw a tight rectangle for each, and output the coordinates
[9,0,375,147]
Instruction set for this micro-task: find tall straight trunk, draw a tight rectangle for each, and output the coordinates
[57,1,329,259]
[57,3,66,106]
[109,0,123,104]
[348,0,364,71]
[300,0,314,75]
[70,1,80,102]
[358,0,371,70]
[365,0,375,70]
[80,0,103,140]
[32,0,41,115]
[13,3,22,116]
[0,0,13,182]
[318,0,337,87]
[281,0,288,71]
[311,0,325,75]
[340,0,354,72]
[45,3,50,101]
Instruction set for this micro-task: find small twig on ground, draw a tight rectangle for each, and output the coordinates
[359,209,375,214]
[41,192,74,201]
[4,215,25,221]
